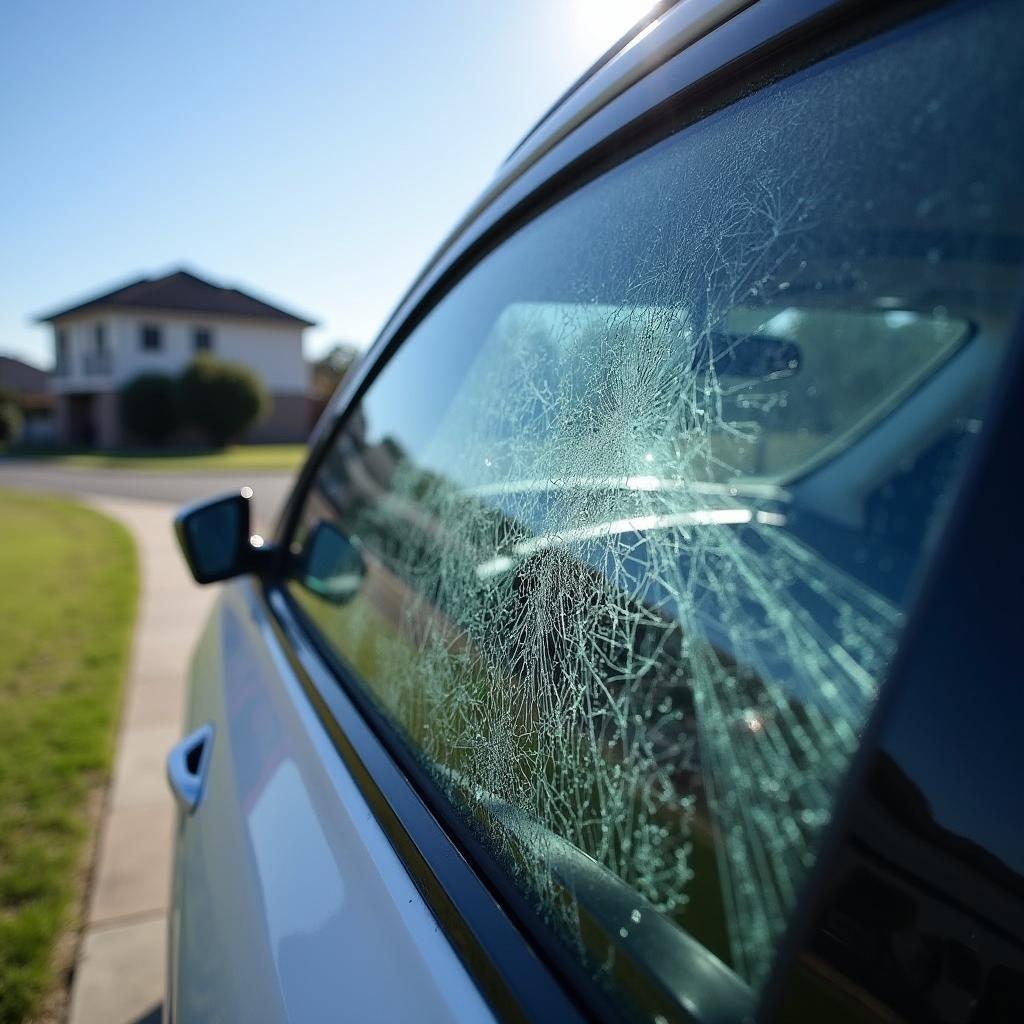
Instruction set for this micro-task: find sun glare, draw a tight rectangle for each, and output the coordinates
[572,0,658,54]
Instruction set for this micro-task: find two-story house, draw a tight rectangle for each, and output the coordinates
[39,269,316,446]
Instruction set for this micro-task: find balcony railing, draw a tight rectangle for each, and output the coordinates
[83,351,113,375]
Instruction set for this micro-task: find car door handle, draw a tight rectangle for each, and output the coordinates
[166,723,215,814]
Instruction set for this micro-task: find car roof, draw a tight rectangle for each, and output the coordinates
[492,1,753,208]
[500,0,682,169]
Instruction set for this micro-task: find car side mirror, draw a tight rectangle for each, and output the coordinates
[174,489,271,584]
[299,521,365,604]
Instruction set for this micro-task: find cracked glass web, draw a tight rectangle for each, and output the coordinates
[287,0,1024,1012]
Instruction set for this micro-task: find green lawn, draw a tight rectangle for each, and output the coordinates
[2,443,306,472]
[0,491,137,1023]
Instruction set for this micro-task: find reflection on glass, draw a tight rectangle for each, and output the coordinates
[185,500,241,579]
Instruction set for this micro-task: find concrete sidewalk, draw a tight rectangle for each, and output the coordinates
[68,498,217,1024]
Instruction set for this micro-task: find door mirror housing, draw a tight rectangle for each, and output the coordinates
[299,521,366,604]
[174,489,271,584]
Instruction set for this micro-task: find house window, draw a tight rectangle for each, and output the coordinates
[55,329,68,374]
[193,327,213,352]
[140,325,162,351]
[94,323,106,353]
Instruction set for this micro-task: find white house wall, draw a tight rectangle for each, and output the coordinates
[51,311,308,394]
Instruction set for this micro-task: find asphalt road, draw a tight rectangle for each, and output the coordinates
[0,463,295,534]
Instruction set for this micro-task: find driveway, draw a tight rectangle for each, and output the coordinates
[0,462,295,533]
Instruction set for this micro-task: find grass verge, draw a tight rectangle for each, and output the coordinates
[0,490,137,1023]
[2,443,305,473]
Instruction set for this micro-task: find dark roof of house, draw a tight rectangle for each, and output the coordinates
[0,354,49,395]
[37,269,316,327]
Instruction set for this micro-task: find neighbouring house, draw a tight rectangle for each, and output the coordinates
[0,354,55,443]
[38,268,316,446]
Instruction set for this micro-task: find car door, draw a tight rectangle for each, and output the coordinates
[171,0,1024,1021]
[167,550,500,1022]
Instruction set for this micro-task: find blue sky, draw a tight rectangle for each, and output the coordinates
[0,1,652,368]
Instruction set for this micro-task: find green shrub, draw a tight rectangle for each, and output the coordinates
[0,388,23,444]
[118,373,180,445]
[176,355,269,447]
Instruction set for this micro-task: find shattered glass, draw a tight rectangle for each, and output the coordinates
[287,0,1024,1014]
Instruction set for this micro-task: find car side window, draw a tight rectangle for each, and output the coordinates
[284,1,1024,1016]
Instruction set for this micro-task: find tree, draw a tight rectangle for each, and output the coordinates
[0,387,22,444]
[311,341,360,402]
[176,355,270,447]
[119,373,180,445]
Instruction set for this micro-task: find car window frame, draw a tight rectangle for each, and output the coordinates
[260,1,1020,1020]
[273,0,960,550]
